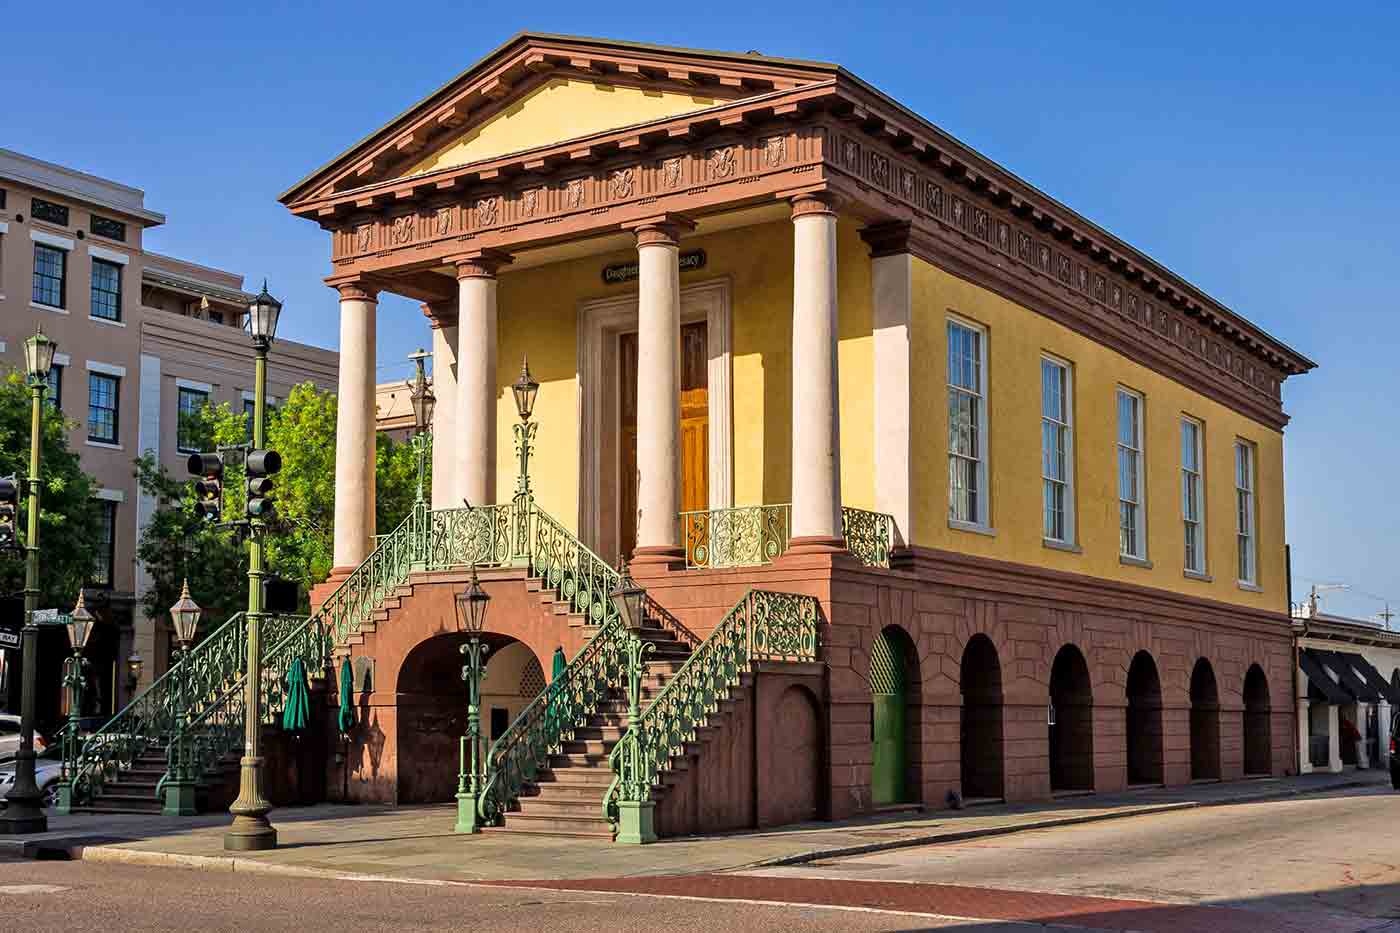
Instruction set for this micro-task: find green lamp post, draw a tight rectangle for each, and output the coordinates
[609,560,656,843]
[454,566,491,834]
[162,578,203,816]
[510,357,538,562]
[0,328,57,834]
[55,591,96,814]
[405,349,435,505]
[226,281,282,851]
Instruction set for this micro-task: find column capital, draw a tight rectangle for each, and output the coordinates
[626,213,696,248]
[451,248,513,279]
[421,301,458,329]
[328,276,380,303]
[860,221,913,258]
[790,192,842,219]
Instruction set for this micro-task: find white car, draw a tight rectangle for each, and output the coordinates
[0,746,64,808]
[0,714,48,763]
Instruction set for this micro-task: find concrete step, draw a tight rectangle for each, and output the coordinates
[521,780,610,801]
[531,767,615,788]
[514,798,608,819]
[72,804,165,815]
[559,738,617,756]
[493,812,613,838]
[572,725,625,741]
[548,751,612,769]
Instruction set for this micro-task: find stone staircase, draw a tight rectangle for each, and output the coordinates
[70,748,239,815]
[493,622,695,838]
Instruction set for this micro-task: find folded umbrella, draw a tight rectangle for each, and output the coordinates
[281,656,311,733]
[338,657,355,734]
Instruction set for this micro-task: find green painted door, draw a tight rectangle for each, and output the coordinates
[870,628,908,805]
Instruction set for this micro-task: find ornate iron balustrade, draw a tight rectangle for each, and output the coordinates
[603,589,820,828]
[681,504,894,570]
[841,506,893,569]
[682,504,790,569]
[425,504,516,570]
[532,506,619,626]
[321,506,423,646]
[66,611,250,806]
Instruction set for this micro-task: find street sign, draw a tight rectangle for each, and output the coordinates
[31,609,61,624]
[0,626,19,651]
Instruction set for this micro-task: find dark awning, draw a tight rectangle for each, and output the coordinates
[1299,649,1355,704]
[1345,653,1400,706]
[1307,649,1384,703]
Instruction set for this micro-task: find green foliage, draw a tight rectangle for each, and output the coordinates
[137,382,427,624]
[0,372,102,608]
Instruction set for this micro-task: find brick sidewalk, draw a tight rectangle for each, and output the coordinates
[1,769,1385,882]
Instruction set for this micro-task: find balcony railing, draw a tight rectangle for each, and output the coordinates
[681,504,893,570]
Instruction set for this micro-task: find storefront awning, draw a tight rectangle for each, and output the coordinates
[1299,649,1357,704]
[1345,653,1400,706]
[1304,649,1388,703]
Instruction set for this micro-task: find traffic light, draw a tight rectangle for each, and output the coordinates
[245,449,281,520]
[0,478,19,551]
[187,453,225,522]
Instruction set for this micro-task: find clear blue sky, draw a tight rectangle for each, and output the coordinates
[8,3,1397,620]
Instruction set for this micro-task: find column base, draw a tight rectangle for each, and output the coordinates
[629,545,685,570]
[614,799,657,845]
[224,814,277,851]
[0,811,47,835]
[455,791,481,834]
[163,780,199,817]
[784,535,847,555]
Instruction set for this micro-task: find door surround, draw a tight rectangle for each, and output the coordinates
[577,277,732,557]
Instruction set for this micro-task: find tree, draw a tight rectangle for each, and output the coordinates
[0,370,101,609]
[136,382,427,627]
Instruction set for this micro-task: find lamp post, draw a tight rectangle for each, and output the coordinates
[163,579,203,816]
[226,280,282,851]
[609,560,656,844]
[0,328,57,834]
[453,566,491,834]
[510,358,539,561]
[55,591,96,814]
[405,349,435,505]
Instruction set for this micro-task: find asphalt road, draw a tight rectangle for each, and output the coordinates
[1,784,1397,932]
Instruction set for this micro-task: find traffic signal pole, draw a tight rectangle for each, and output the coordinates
[0,377,48,833]
[225,341,276,851]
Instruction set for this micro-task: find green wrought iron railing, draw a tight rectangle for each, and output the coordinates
[476,504,628,823]
[681,504,893,570]
[603,589,821,831]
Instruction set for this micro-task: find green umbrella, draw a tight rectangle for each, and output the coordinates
[281,657,311,733]
[338,658,355,734]
[546,647,566,735]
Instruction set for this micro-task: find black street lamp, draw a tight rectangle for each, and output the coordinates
[0,328,57,834]
[406,349,435,505]
[226,281,282,852]
[454,566,491,834]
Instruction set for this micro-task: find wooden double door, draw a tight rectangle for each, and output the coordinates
[619,320,708,560]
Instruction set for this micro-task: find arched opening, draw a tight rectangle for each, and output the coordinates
[870,625,921,806]
[763,685,823,826]
[959,634,1004,801]
[1243,664,1271,775]
[395,632,544,804]
[1190,658,1222,781]
[1049,644,1094,793]
[1125,651,1164,786]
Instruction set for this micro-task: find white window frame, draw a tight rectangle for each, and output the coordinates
[1040,355,1075,544]
[1235,440,1257,585]
[1181,416,1206,574]
[947,316,990,530]
[176,384,210,454]
[1116,387,1147,560]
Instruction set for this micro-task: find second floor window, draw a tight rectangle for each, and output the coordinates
[88,372,120,444]
[947,319,988,526]
[1117,389,1146,559]
[91,259,122,321]
[1040,357,1073,543]
[33,244,66,308]
[45,365,63,412]
[1236,441,1257,584]
[92,501,117,588]
[1181,417,1205,573]
[177,387,209,452]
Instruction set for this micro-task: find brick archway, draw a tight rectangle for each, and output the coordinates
[1050,644,1094,793]
[870,625,922,806]
[1243,664,1271,776]
[960,634,1004,801]
[1126,650,1164,786]
[1190,658,1222,781]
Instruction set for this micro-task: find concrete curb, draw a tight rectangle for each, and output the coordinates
[745,778,1370,869]
[6,777,1372,884]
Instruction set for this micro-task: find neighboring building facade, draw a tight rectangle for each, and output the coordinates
[1292,606,1400,774]
[276,34,1315,830]
[0,149,337,713]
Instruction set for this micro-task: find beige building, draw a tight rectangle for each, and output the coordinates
[0,149,337,706]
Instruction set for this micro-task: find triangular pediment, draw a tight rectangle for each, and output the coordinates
[281,32,838,205]
[400,77,725,179]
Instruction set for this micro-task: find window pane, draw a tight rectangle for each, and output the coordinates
[88,373,118,443]
[91,259,121,321]
[178,389,208,451]
[33,244,65,307]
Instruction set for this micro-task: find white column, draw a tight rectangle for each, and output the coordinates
[631,220,686,563]
[1297,696,1313,774]
[1378,701,1392,768]
[1328,704,1343,773]
[333,281,378,571]
[865,223,912,550]
[1357,702,1371,768]
[455,253,508,508]
[789,194,843,547]
[427,307,459,510]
